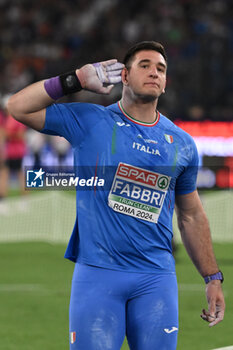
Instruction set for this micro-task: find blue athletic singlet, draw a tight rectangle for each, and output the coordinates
[41,101,198,273]
[41,101,198,349]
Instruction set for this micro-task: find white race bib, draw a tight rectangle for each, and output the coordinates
[108,163,171,223]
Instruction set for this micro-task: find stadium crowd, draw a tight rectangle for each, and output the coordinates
[0,0,232,183]
[0,0,232,121]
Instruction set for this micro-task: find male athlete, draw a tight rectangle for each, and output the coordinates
[7,41,225,350]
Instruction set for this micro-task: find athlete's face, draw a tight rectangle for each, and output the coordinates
[122,50,167,101]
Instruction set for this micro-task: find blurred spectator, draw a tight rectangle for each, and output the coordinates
[187,105,205,121]
[1,96,27,197]
[25,129,46,168]
[49,136,72,166]
[0,0,232,120]
[0,107,6,199]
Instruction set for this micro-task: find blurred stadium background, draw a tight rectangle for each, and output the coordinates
[0,0,232,349]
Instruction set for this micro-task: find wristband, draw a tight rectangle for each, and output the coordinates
[204,271,224,284]
[44,71,82,100]
[59,71,82,95]
[44,76,64,100]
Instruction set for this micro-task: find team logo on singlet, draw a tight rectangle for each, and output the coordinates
[164,134,174,144]
[108,163,171,223]
[70,331,76,344]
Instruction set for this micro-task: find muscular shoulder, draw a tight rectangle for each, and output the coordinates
[159,113,196,147]
[43,102,115,144]
[158,113,198,165]
[52,102,107,116]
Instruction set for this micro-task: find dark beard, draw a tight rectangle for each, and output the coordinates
[135,93,157,103]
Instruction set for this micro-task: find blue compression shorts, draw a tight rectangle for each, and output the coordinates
[69,264,178,350]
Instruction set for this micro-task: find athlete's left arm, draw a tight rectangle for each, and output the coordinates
[175,190,225,327]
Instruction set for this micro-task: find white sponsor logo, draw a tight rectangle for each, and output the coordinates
[164,327,178,334]
[132,142,161,156]
[137,134,158,144]
[116,122,131,127]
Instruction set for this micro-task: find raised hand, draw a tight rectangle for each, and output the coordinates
[76,59,124,95]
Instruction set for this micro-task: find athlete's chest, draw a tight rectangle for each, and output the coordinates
[78,116,179,169]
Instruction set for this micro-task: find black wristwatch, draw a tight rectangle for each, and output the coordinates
[204,271,224,284]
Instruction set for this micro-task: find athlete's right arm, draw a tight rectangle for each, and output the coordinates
[7,80,51,131]
[7,60,124,131]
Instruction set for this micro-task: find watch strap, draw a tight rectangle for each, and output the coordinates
[204,271,224,284]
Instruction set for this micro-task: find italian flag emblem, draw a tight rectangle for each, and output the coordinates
[164,134,173,144]
[70,331,76,344]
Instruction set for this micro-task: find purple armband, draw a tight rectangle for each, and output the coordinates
[44,76,64,100]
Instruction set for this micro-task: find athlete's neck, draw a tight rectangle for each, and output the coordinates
[120,96,158,124]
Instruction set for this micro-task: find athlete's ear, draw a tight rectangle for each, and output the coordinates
[121,67,129,85]
[162,79,166,94]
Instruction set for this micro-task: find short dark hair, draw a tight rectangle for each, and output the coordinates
[123,41,167,69]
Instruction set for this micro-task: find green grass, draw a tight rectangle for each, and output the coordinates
[176,243,232,350]
[0,242,232,350]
